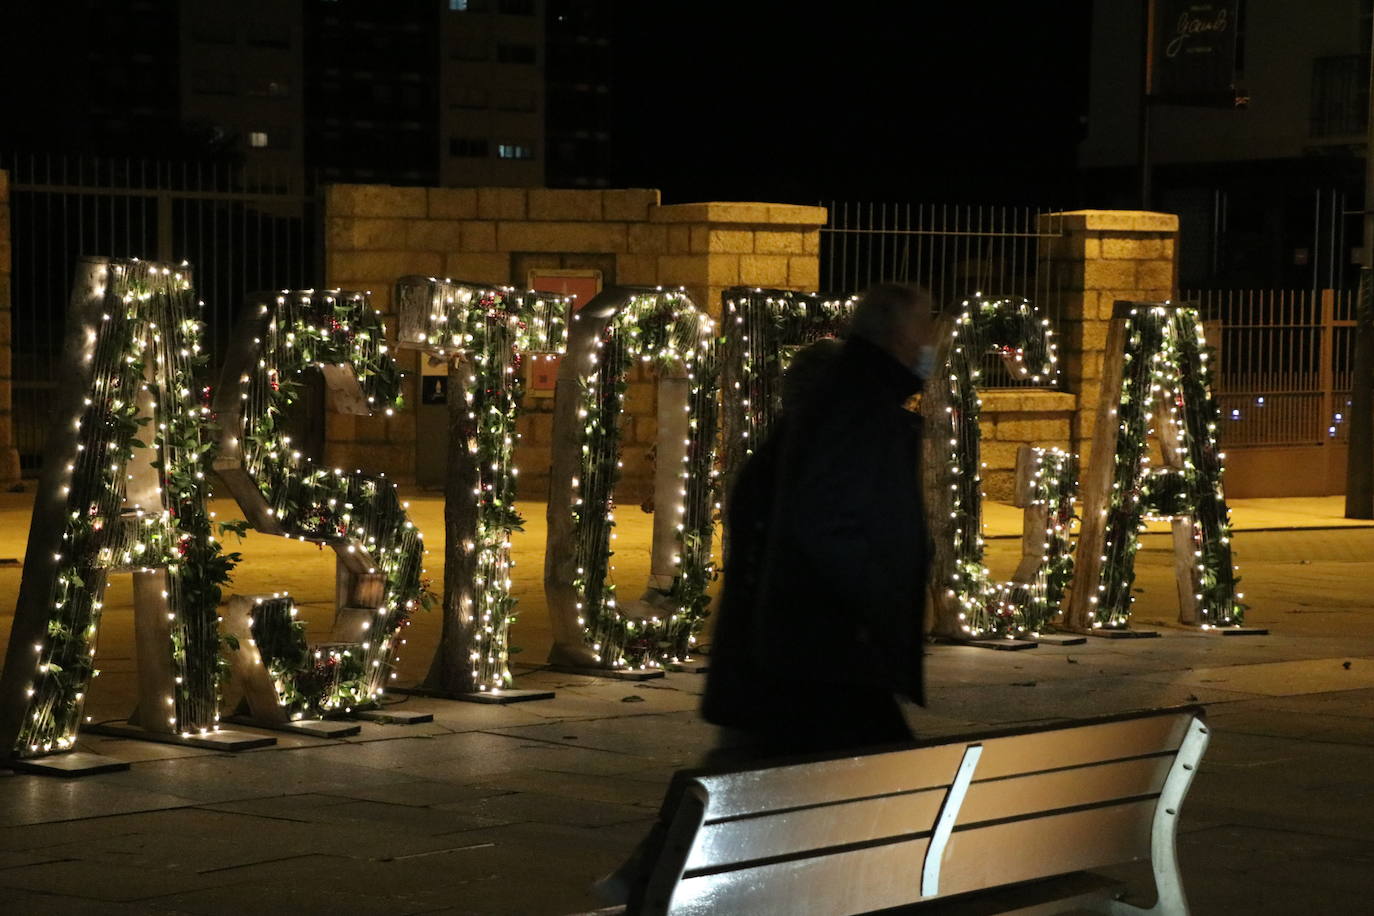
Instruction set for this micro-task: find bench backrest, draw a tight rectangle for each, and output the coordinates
[640,707,1208,915]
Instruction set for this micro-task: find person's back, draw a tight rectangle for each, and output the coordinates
[708,285,936,758]
[702,338,844,732]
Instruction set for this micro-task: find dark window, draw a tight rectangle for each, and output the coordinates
[497,43,537,65]
[246,23,291,48]
[450,137,490,157]
[1311,55,1368,138]
[449,0,491,10]
[451,87,490,109]
[499,0,535,14]
[494,89,537,112]
[246,78,290,98]
[191,70,236,96]
[191,19,235,44]
[450,36,489,60]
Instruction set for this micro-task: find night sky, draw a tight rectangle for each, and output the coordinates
[608,1,1095,205]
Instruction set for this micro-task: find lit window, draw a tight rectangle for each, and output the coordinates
[249,132,269,148]
[497,143,535,160]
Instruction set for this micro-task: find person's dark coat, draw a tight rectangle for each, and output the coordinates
[703,336,930,732]
[700,426,784,728]
[760,336,929,701]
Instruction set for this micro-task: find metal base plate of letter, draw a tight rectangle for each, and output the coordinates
[666,662,709,674]
[454,689,557,705]
[225,716,360,739]
[1087,628,1160,639]
[958,638,1039,651]
[8,751,131,777]
[1200,625,1269,636]
[1030,633,1087,646]
[389,685,557,705]
[550,665,666,681]
[86,721,276,751]
[354,708,436,724]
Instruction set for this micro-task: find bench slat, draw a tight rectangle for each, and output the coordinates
[695,713,1191,820]
[683,754,1171,871]
[667,799,1155,916]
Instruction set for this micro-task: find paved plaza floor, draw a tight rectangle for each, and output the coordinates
[0,493,1371,913]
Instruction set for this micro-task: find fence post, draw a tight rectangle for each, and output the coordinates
[0,169,19,488]
[1320,289,1336,451]
[156,193,174,263]
[1347,270,1374,517]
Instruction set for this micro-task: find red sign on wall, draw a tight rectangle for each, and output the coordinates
[527,272,601,394]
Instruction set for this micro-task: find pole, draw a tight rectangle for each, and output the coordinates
[1139,0,1156,209]
[1345,19,1374,519]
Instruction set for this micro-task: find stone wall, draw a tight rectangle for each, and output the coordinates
[977,391,1077,501]
[323,185,825,498]
[0,170,18,488]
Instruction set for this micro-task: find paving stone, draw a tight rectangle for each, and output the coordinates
[92,750,419,804]
[0,848,67,869]
[1135,656,1374,696]
[0,856,238,901]
[323,780,512,809]
[474,769,667,809]
[0,776,197,828]
[0,888,179,915]
[235,798,511,836]
[149,881,439,916]
[441,790,656,829]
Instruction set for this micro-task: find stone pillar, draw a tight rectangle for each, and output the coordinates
[1040,210,1179,470]
[0,169,19,488]
[644,201,825,320]
[323,184,824,491]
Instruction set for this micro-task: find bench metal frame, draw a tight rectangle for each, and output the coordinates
[630,707,1210,916]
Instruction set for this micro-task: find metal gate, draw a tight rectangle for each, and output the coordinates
[818,201,1066,386]
[3,154,321,476]
[1187,288,1355,447]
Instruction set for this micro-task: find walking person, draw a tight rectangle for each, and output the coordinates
[594,285,938,907]
[704,283,937,760]
[700,337,844,757]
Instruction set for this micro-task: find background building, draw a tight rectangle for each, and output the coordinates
[1078,0,1371,290]
[544,0,612,188]
[4,0,567,191]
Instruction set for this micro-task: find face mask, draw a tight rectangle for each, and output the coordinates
[912,345,937,379]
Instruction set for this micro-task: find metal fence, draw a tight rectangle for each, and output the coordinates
[819,201,1065,386]
[3,153,321,475]
[1186,288,1355,447]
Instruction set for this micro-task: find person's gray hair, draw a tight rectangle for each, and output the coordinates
[846,283,931,344]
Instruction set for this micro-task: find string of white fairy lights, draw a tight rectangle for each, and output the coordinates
[8,259,233,755]
[1089,303,1245,629]
[938,293,1077,638]
[220,290,425,716]
[720,288,855,491]
[8,262,1248,756]
[570,289,720,670]
[395,276,570,691]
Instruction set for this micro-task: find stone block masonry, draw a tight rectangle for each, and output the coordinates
[1039,210,1179,474]
[324,186,825,499]
[0,170,18,487]
[977,391,1077,501]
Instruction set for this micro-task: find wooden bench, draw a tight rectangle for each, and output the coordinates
[621,706,1209,915]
